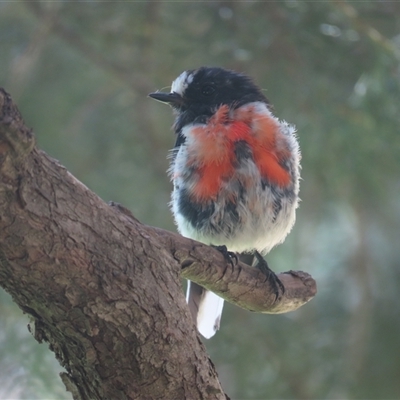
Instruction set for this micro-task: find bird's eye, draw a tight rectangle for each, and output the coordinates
[201,85,216,96]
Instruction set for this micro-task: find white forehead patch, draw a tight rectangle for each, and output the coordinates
[171,70,194,96]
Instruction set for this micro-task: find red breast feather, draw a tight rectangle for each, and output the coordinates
[185,103,292,202]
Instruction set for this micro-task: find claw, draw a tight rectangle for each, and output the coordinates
[254,251,285,299]
[211,245,238,267]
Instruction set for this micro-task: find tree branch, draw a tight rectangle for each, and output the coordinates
[0,88,316,399]
[154,226,316,314]
[0,88,226,399]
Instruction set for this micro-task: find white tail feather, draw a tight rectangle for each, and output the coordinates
[196,291,224,339]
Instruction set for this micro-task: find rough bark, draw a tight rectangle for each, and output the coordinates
[0,88,316,399]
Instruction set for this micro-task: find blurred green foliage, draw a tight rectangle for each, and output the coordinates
[0,2,399,399]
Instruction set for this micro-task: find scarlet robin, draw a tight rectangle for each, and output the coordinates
[150,67,301,338]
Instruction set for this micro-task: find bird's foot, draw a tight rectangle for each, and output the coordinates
[211,245,238,268]
[254,251,285,299]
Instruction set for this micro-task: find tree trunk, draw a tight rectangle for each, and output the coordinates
[0,88,316,399]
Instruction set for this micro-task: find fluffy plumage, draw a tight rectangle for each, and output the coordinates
[150,67,301,338]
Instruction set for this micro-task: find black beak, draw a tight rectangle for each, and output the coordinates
[148,91,184,107]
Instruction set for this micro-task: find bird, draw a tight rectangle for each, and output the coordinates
[149,67,301,339]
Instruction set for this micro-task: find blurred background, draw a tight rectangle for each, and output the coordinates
[0,2,399,399]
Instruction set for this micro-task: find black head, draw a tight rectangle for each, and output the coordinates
[149,67,269,132]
